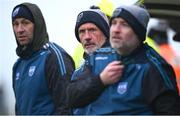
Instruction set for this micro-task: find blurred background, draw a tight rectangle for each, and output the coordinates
[0,0,180,114]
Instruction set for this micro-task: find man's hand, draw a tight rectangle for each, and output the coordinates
[100,61,124,85]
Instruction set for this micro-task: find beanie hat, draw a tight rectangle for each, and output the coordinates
[110,5,150,41]
[75,9,109,42]
[12,5,34,23]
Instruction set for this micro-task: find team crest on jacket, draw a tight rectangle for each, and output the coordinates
[117,82,128,94]
[29,66,36,77]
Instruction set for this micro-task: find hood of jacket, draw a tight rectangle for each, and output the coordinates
[12,2,49,58]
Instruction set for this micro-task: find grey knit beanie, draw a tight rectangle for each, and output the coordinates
[110,5,150,41]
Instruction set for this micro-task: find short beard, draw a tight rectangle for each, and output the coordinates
[85,46,99,54]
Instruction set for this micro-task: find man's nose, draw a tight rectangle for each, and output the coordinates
[17,24,25,33]
[83,30,92,39]
[113,24,122,33]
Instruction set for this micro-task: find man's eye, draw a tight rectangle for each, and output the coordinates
[13,22,19,26]
[22,21,30,25]
[89,28,96,33]
[79,30,85,34]
[122,22,130,27]
[111,21,117,25]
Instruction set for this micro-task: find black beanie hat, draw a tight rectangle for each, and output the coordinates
[75,9,109,42]
[110,5,150,42]
[12,5,34,23]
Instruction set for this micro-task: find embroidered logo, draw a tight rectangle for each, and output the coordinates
[29,66,36,77]
[117,82,128,94]
[15,72,20,80]
[77,12,83,23]
[12,7,20,17]
[113,8,122,17]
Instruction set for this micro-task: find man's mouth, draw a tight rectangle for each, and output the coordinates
[84,43,95,48]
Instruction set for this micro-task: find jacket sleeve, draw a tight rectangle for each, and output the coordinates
[65,66,106,108]
[143,62,180,114]
[45,51,106,114]
[45,51,75,114]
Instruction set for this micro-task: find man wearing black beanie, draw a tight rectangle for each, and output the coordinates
[71,8,125,115]
[12,2,76,115]
[75,9,110,54]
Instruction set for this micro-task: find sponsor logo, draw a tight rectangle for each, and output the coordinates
[95,56,108,60]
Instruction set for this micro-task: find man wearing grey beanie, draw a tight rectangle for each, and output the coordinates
[108,5,180,114]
